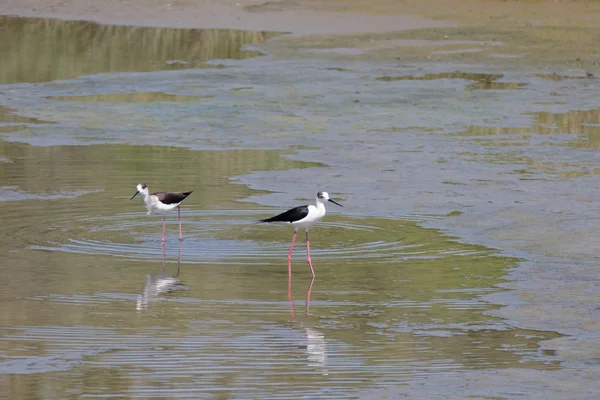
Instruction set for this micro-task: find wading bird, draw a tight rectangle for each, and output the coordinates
[259,191,342,277]
[130,183,192,242]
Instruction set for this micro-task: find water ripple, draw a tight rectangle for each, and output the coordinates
[20,210,488,264]
[0,186,103,202]
[0,315,552,399]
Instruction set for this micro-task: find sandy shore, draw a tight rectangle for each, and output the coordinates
[4,0,600,34]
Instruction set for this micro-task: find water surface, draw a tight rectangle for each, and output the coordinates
[1,15,599,400]
[0,140,559,399]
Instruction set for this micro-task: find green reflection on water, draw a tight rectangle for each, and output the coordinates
[0,15,278,84]
[467,80,527,90]
[375,71,527,91]
[457,106,600,149]
[452,107,600,180]
[376,71,504,82]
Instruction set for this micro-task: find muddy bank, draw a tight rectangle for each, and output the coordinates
[3,0,600,69]
[0,0,450,33]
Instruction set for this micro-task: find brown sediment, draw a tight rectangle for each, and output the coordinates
[0,105,54,124]
[45,93,213,103]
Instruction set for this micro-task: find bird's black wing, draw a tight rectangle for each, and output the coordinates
[259,205,309,223]
[153,191,193,205]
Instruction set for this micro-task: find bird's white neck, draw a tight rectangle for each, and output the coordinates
[315,200,326,215]
[139,190,153,208]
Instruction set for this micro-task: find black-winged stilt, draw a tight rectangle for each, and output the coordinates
[130,183,193,243]
[259,191,342,277]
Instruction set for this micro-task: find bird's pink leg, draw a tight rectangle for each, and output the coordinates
[305,277,315,319]
[161,241,166,271]
[306,230,315,278]
[288,230,297,277]
[178,205,183,241]
[288,273,296,320]
[161,217,166,244]
[176,239,182,276]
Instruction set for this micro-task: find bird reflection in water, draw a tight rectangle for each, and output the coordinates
[304,327,328,375]
[136,241,184,311]
[288,275,315,320]
[288,276,328,375]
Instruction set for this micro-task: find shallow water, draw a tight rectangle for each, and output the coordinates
[0,140,559,398]
[0,143,558,398]
[1,15,600,400]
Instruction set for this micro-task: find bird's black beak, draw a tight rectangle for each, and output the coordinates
[328,199,343,207]
[130,191,139,200]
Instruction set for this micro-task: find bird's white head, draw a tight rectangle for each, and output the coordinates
[316,191,343,207]
[130,183,149,200]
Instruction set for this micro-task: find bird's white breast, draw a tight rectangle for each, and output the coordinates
[291,204,325,229]
[144,196,179,215]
